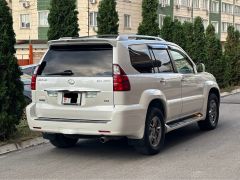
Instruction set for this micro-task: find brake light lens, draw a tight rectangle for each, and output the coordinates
[113,64,130,91]
[31,66,39,90]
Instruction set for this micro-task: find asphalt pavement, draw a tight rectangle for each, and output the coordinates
[0,93,240,179]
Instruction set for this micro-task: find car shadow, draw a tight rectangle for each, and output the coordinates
[48,123,222,160]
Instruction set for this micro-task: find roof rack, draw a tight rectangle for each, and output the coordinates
[117,35,164,41]
[59,35,164,41]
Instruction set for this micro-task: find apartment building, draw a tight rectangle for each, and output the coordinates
[12,0,142,41]
[11,0,142,64]
[158,0,240,42]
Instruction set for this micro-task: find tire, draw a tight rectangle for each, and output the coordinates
[198,93,219,130]
[50,134,78,148]
[134,108,165,155]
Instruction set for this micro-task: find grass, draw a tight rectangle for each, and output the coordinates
[0,111,41,146]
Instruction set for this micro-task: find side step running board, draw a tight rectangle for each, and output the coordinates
[165,114,203,133]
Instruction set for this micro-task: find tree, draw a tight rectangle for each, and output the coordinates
[192,17,206,64]
[138,0,160,36]
[182,21,194,57]
[0,0,25,139]
[160,16,173,41]
[48,0,79,40]
[97,0,119,35]
[172,19,186,49]
[225,26,240,85]
[205,24,226,87]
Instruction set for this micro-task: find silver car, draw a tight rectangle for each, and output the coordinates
[20,64,37,103]
[26,35,220,155]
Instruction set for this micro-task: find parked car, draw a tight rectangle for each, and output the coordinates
[20,64,37,103]
[26,35,220,155]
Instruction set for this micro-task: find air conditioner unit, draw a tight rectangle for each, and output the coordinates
[89,0,96,4]
[22,1,30,8]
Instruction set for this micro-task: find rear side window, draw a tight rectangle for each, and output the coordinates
[129,44,154,73]
[40,44,113,77]
[152,49,173,73]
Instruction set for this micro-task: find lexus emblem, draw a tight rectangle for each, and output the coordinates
[68,79,75,85]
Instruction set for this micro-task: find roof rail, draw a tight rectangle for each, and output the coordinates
[117,35,164,41]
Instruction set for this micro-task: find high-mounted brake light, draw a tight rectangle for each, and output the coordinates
[31,66,40,90]
[113,64,130,91]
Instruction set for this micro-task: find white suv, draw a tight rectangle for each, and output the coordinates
[26,35,220,155]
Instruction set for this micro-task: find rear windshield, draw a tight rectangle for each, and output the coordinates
[40,44,113,77]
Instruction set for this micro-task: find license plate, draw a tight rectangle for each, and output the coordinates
[62,92,81,105]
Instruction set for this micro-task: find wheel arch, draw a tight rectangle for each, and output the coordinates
[209,87,220,105]
[147,99,167,122]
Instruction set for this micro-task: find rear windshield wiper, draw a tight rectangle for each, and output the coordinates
[45,70,74,76]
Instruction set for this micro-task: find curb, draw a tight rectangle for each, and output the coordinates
[0,137,49,155]
[0,88,239,155]
[220,88,240,97]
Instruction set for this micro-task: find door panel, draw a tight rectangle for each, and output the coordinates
[150,47,182,121]
[169,47,204,116]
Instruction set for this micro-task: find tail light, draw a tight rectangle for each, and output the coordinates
[31,66,39,90]
[113,64,130,91]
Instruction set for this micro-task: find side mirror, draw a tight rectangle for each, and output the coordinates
[197,63,205,73]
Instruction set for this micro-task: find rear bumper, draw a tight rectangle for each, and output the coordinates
[26,103,147,139]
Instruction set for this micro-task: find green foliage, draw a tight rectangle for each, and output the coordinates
[182,21,194,57]
[192,17,206,64]
[0,0,25,139]
[48,0,79,40]
[160,16,173,41]
[205,24,226,87]
[97,0,119,35]
[138,0,160,36]
[225,26,240,85]
[172,19,186,49]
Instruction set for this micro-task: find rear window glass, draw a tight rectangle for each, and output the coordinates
[40,44,113,77]
[21,66,36,76]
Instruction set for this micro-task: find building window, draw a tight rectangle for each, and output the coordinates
[211,21,219,33]
[211,1,219,13]
[235,6,240,16]
[222,3,233,14]
[159,14,166,29]
[20,14,30,28]
[222,22,233,32]
[203,20,208,30]
[89,12,98,27]
[235,24,240,31]
[124,14,131,29]
[180,0,191,7]
[174,16,191,23]
[193,0,200,8]
[38,11,49,27]
[201,0,209,10]
[159,0,170,6]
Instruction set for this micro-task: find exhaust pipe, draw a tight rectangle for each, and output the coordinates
[100,137,109,143]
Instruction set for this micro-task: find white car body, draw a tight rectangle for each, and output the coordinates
[26,35,220,140]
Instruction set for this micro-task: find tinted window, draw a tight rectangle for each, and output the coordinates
[21,66,35,76]
[169,50,194,74]
[152,49,173,73]
[40,44,113,77]
[129,44,154,73]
